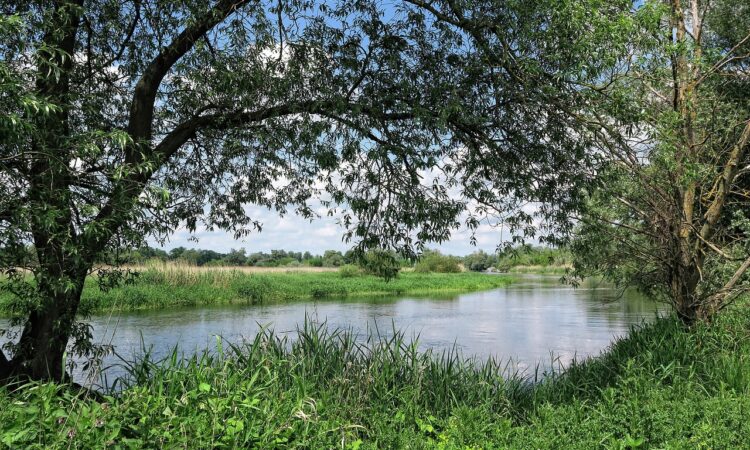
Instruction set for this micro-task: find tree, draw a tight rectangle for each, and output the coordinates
[563,0,750,323]
[412,0,750,322]
[223,248,248,266]
[414,249,462,273]
[168,247,187,261]
[0,0,630,382]
[358,249,401,279]
[322,250,345,267]
[463,250,496,272]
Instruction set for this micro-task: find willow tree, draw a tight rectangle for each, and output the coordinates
[562,0,750,323]
[410,0,750,323]
[0,0,616,382]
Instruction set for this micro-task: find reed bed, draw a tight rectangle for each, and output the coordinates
[125,260,339,274]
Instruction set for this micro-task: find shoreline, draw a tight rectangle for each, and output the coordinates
[1,269,516,316]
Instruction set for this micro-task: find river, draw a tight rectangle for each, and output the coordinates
[60,274,662,387]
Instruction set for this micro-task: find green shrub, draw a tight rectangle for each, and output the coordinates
[359,249,401,279]
[338,264,361,278]
[415,250,462,273]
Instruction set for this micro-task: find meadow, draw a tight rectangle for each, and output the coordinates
[0,265,515,315]
[1,301,749,448]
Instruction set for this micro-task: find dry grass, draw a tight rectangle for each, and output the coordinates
[123,261,338,274]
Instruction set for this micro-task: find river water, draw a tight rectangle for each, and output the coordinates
[61,274,661,386]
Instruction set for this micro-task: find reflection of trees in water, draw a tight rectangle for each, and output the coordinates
[580,281,663,326]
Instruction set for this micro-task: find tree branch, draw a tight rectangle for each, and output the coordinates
[126,0,253,144]
[707,254,750,304]
[85,99,413,257]
[699,119,750,243]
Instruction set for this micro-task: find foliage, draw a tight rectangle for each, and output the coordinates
[0,0,633,379]
[2,303,750,447]
[414,250,462,273]
[322,251,346,268]
[357,249,402,279]
[495,247,571,273]
[462,250,497,272]
[338,264,362,278]
[566,0,750,321]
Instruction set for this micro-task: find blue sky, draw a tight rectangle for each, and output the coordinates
[151,204,508,256]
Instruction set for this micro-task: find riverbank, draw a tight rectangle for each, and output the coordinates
[0,269,515,315]
[1,301,748,448]
[504,264,571,274]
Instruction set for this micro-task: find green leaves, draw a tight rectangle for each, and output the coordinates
[3,305,750,447]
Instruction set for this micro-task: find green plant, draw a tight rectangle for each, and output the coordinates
[3,303,750,447]
[415,250,462,273]
[338,264,362,278]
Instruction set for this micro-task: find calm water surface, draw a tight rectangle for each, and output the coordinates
[73,274,662,384]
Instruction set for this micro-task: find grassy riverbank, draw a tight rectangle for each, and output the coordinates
[504,265,571,274]
[1,302,749,448]
[1,268,514,315]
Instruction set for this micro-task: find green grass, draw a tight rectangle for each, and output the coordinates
[9,270,511,314]
[2,302,750,448]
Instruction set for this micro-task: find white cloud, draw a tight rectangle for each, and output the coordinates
[149,204,516,255]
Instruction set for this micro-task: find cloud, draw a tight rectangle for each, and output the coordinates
[149,204,516,255]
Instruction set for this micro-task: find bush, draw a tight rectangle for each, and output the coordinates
[338,264,361,278]
[359,249,401,279]
[415,250,462,273]
[322,250,345,267]
[463,250,496,272]
[305,257,324,267]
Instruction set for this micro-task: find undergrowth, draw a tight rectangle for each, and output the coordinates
[1,302,750,448]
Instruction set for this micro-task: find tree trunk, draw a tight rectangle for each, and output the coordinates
[0,0,87,385]
[671,254,702,325]
[5,271,86,382]
[0,348,11,381]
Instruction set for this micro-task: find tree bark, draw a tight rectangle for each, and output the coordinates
[9,272,86,381]
[0,348,11,381]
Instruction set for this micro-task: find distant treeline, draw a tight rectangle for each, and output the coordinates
[126,246,570,273]
[1,244,569,273]
[129,247,354,268]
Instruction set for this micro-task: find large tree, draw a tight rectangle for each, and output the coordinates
[0,0,611,382]
[564,0,750,323]
[408,0,750,323]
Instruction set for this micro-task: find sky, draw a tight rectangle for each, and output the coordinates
[150,204,511,256]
